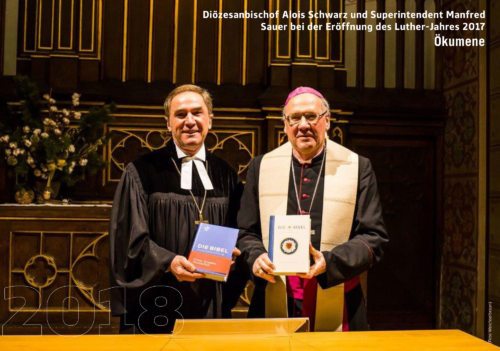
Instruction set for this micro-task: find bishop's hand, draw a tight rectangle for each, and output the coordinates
[252,253,276,283]
[170,255,205,282]
[297,243,326,280]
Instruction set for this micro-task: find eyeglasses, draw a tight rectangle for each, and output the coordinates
[284,110,328,126]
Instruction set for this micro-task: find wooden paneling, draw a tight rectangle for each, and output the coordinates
[125,0,149,81]
[395,0,405,89]
[491,96,500,146]
[376,0,385,88]
[175,0,195,83]
[57,0,74,50]
[330,0,342,63]
[38,0,54,49]
[489,0,500,344]
[13,0,443,90]
[490,198,500,253]
[0,205,116,334]
[150,0,174,82]
[80,0,95,52]
[220,0,244,84]
[195,0,218,83]
[349,131,440,329]
[315,0,329,60]
[102,0,123,80]
[297,0,312,59]
[414,0,425,90]
[2,0,454,334]
[491,148,500,194]
[0,0,4,75]
[0,330,498,350]
[245,0,266,85]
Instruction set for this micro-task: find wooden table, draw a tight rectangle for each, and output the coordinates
[0,330,498,351]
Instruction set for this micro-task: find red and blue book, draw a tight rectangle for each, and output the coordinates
[188,223,238,282]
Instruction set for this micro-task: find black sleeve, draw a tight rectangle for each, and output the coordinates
[109,163,177,290]
[236,157,267,269]
[226,169,244,228]
[317,157,389,289]
[222,168,250,316]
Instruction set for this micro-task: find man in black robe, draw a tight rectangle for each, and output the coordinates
[109,84,245,334]
[237,87,388,331]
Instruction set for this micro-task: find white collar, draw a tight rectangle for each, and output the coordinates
[173,142,213,190]
[174,142,207,162]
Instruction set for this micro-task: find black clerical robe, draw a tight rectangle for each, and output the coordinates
[109,141,246,333]
[237,149,388,330]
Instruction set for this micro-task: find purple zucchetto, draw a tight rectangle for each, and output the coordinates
[284,86,325,106]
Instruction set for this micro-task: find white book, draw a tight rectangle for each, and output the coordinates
[268,215,310,275]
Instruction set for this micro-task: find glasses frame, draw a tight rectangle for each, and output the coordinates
[283,110,329,127]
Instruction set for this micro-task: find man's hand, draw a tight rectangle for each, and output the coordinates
[230,247,241,268]
[170,255,205,282]
[231,247,241,261]
[252,253,276,283]
[297,243,326,279]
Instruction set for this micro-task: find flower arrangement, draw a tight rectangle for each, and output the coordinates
[0,76,113,203]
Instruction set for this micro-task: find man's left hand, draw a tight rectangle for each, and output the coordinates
[231,248,241,266]
[297,243,326,279]
[232,247,241,259]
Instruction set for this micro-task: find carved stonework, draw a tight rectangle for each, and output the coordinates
[442,0,480,89]
[444,83,478,174]
[107,127,255,183]
[440,265,476,333]
[440,0,481,335]
[9,231,109,312]
[443,178,477,268]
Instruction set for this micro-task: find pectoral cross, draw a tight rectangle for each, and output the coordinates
[194,212,209,225]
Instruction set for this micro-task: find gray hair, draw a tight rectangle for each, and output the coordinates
[164,84,213,117]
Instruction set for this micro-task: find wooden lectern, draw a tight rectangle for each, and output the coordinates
[172,318,309,335]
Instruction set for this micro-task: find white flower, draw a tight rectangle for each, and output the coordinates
[19,149,25,155]
[79,158,88,166]
[41,132,49,139]
[67,166,74,174]
[72,93,81,107]
[49,106,58,112]
[49,98,56,104]
[5,149,11,156]
[9,142,17,149]
[41,173,48,179]
[13,148,21,156]
[0,135,9,143]
[70,161,76,167]
[53,128,62,136]
[34,169,42,177]
[33,128,41,135]
[73,112,81,120]
[62,109,70,116]
[43,118,51,125]
[68,145,75,153]
[23,126,30,134]
[62,118,70,125]
[43,94,50,101]
[24,140,32,147]
[41,165,48,172]
[27,156,34,164]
